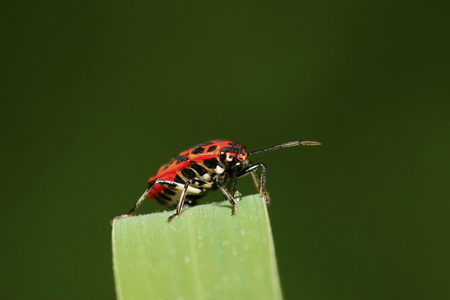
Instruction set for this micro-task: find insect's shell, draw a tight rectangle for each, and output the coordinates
[147,140,248,206]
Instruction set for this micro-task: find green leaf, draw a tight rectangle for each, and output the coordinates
[112,194,283,300]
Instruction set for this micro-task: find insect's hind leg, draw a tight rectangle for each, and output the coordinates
[236,163,270,205]
[112,179,182,222]
[112,181,155,222]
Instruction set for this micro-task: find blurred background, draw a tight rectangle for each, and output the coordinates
[2,1,449,299]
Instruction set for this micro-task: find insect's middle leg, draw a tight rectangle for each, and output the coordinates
[167,180,193,223]
[236,163,270,205]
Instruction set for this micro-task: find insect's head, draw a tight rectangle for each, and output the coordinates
[218,145,248,166]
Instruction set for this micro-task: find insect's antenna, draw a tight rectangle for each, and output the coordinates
[248,141,321,156]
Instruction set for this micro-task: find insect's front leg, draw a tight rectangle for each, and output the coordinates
[229,170,243,201]
[213,175,238,215]
[236,163,270,205]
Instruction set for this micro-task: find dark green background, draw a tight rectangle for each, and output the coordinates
[2,1,449,299]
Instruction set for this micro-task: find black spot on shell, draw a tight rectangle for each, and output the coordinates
[207,145,217,152]
[175,154,188,164]
[221,146,237,154]
[191,147,205,154]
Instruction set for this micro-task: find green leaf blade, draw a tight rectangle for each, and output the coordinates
[112,195,283,300]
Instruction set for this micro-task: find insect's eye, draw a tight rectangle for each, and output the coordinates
[219,151,227,158]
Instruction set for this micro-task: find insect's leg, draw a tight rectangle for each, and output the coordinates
[239,160,260,191]
[112,180,157,222]
[213,177,237,215]
[250,169,261,191]
[230,171,243,201]
[113,179,186,222]
[225,176,233,193]
[236,163,270,205]
[232,171,238,194]
[167,180,192,223]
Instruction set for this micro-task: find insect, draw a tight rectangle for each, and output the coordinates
[114,140,321,223]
